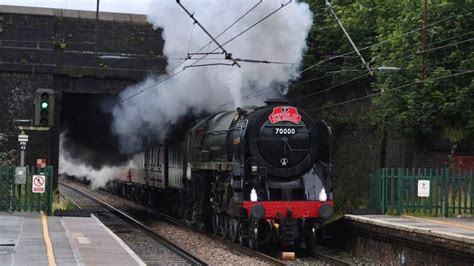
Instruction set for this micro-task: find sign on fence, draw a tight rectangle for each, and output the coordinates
[15,167,27,184]
[32,175,45,193]
[1,166,53,214]
[417,180,430,197]
[370,168,473,217]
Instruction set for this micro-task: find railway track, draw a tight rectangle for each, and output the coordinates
[310,249,352,265]
[59,179,355,265]
[59,181,207,266]
[157,212,286,265]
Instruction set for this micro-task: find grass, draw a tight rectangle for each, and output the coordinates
[52,193,78,212]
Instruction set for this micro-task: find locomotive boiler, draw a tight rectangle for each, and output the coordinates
[110,99,334,249]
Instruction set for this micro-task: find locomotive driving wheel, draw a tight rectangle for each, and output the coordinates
[238,221,248,247]
[212,211,219,235]
[212,211,225,235]
[228,217,239,242]
[248,219,260,250]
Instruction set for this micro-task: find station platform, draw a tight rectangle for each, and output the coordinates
[0,212,145,266]
[343,214,474,264]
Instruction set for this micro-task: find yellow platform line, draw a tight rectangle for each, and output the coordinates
[404,215,474,231]
[41,212,57,266]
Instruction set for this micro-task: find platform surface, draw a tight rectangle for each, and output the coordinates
[0,212,145,266]
[345,214,474,244]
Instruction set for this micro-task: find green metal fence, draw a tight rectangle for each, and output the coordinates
[0,165,54,215]
[370,168,474,217]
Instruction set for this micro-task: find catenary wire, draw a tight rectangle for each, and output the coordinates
[288,27,474,92]
[306,70,474,112]
[297,8,473,75]
[120,0,266,102]
[291,72,371,101]
[185,0,293,69]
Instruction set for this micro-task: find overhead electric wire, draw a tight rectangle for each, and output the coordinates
[213,71,370,110]
[388,37,474,69]
[176,0,241,67]
[189,0,263,57]
[186,0,293,69]
[285,14,474,96]
[291,72,371,101]
[416,37,474,54]
[375,30,474,64]
[213,58,472,112]
[210,8,473,110]
[326,0,373,75]
[120,0,265,103]
[183,63,234,69]
[306,69,474,112]
[234,58,296,65]
[290,73,334,88]
[297,8,473,75]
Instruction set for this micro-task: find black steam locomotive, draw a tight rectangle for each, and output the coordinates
[109,100,334,249]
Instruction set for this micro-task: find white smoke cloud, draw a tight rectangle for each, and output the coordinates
[111,0,313,153]
[59,132,130,189]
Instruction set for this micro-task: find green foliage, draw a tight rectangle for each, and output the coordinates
[297,1,473,212]
[371,2,474,142]
[297,0,474,144]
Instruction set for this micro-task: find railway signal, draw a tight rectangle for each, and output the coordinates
[34,89,55,127]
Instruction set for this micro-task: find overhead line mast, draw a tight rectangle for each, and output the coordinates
[325,0,373,76]
[176,0,241,68]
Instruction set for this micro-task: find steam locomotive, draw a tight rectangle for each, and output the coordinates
[109,99,334,249]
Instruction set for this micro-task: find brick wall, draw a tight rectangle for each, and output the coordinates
[0,6,166,188]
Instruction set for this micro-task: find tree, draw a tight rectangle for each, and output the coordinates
[295,0,474,144]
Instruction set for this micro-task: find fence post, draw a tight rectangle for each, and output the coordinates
[0,166,3,210]
[397,168,403,214]
[381,168,386,214]
[370,173,375,210]
[471,170,474,214]
[444,168,450,218]
[10,167,15,212]
[47,166,53,215]
[371,169,382,213]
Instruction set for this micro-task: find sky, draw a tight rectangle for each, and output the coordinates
[0,0,152,14]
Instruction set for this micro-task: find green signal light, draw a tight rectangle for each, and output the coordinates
[41,101,49,109]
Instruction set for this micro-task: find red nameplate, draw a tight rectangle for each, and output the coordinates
[268,106,301,124]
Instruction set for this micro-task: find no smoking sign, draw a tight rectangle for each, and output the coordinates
[32,175,46,193]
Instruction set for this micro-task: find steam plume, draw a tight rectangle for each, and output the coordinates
[111,1,313,153]
[59,132,130,189]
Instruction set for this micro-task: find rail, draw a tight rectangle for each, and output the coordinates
[59,181,207,266]
[158,212,286,266]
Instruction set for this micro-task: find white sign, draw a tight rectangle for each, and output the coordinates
[417,180,430,197]
[18,134,29,142]
[32,175,46,193]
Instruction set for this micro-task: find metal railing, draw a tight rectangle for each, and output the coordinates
[0,165,54,215]
[370,168,474,217]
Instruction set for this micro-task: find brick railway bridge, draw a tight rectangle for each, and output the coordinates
[0,5,166,186]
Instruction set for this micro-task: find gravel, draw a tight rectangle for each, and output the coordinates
[60,179,271,265]
[61,179,379,265]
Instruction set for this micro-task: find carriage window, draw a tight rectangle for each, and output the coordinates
[152,148,155,166]
[144,151,149,168]
[156,146,160,166]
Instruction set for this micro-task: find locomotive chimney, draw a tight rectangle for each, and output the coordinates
[265,99,289,106]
